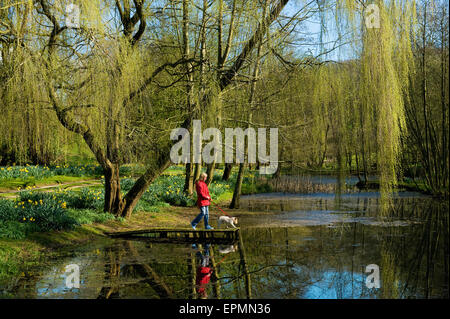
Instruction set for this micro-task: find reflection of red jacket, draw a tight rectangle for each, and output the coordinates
[196,180,210,207]
[196,266,212,295]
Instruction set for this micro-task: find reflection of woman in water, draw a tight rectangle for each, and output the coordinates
[195,244,213,299]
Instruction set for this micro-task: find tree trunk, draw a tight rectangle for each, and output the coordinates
[182,0,195,196]
[206,162,215,186]
[229,162,245,209]
[439,9,448,190]
[104,163,124,215]
[184,162,194,194]
[229,0,267,209]
[222,163,233,180]
[119,156,172,218]
[273,162,281,179]
[193,162,202,185]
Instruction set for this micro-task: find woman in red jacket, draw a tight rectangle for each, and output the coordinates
[195,244,212,299]
[191,172,214,230]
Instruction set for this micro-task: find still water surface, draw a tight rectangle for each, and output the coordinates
[2,191,448,299]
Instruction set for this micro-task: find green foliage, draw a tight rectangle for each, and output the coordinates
[0,198,77,238]
[66,209,115,225]
[0,164,103,181]
[18,188,103,210]
[0,186,109,238]
[357,0,415,209]
[241,182,273,195]
[120,171,235,210]
[0,221,30,240]
[122,176,196,208]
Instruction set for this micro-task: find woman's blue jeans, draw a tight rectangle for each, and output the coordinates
[192,206,210,228]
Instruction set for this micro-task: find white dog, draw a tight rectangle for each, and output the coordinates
[218,244,237,254]
[218,216,239,228]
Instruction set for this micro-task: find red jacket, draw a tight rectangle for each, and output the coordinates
[196,180,211,207]
[196,266,212,296]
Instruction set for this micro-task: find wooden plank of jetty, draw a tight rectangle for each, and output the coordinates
[105,228,240,241]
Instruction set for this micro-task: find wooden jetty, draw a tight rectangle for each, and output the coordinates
[105,228,240,243]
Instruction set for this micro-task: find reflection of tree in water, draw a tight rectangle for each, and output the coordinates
[390,200,449,298]
[5,195,446,299]
[236,198,449,299]
[188,239,252,299]
[349,199,450,298]
[97,242,123,299]
[235,228,312,298]
[95,239,251,299]
[97,241,175,299]
[77,198,450,299]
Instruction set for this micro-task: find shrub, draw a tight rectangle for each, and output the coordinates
[0,199,16,221]
[0,187,109,238]
[66,188,104,209]
[0,221,30,239]
[66,209,115,224]
[18,188,103,210]
[121,176,194,208]
[0,164,103,181]
[0,198,78,238]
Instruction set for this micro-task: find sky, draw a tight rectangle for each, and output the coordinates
[282,0,359,62]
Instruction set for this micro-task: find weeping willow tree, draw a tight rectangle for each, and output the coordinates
[275,0,417,207]
[308,67,330,168]
[1,0,292,218]
[0,0,68,165]
[1,0,190,216]
[336,0,417,210]
[0,38,65,165]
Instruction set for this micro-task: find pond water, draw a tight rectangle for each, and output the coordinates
[1,191,448,299]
